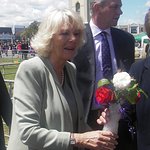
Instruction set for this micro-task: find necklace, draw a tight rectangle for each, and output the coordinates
[61,70,64,86]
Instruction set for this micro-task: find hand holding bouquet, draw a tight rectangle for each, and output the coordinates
[96,72,147,134]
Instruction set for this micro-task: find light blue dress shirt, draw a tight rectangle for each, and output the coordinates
[90,20,118,110]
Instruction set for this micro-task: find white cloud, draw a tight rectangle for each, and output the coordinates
[145,1,150,7]
[0,0,68,27]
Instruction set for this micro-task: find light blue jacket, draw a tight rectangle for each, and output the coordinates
[8,56,87,150]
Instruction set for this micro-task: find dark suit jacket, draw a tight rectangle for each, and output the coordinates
[130,57,150,150]
[73,24,135,150]
[0,72,12,150]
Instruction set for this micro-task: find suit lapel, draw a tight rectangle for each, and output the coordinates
[111,28,120,67]
[111,28,127,71]
[85,24,96,61]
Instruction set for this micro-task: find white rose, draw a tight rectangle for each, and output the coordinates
[112,72,131,90]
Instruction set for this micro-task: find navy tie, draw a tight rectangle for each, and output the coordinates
[101,31,113,79]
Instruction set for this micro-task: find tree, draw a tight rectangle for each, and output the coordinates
[20,21,40,41]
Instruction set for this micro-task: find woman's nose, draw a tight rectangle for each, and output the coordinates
[69,33,76,41]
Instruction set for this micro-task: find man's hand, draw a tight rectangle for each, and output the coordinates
[97,108,110,125]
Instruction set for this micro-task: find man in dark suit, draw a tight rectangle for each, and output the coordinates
[129,10,150,150]
[129,56,150,150]
[73,0,135,150]
[0,71,12,150]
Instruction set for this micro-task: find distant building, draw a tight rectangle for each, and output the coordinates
[69,0,92,23]
[14,25,25,34]
[14,25,25,41]
[0,27,14,42]
[0,25,26,44]
[117,24,145,35]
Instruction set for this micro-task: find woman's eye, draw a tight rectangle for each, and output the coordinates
[59,31,80,37]
[74,32,80,36]
[60,32,69,36]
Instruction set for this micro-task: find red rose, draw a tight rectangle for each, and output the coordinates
[95,86,115,104]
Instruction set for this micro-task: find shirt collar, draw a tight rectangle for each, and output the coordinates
[90,19,111,37]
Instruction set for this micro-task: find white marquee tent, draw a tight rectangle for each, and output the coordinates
[141,35,149,47]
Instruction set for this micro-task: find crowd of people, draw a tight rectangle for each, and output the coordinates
[1,0,150,150]
[0,40,35,59]
[0,41,17,56]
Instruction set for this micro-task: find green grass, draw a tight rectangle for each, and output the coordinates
[0,58,21,80]
[3,122,9,146]
[0,65,19,80]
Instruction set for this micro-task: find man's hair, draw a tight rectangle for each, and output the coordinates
[145,9,150,38]
[90,0,106,3]
[90,0,108,5]
[90,0,109,15]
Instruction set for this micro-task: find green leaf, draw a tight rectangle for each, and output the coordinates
[126,90,137,104]
[138,89,148,99]
[97,78,110,87]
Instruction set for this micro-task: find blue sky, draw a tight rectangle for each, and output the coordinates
[118,0,150,25]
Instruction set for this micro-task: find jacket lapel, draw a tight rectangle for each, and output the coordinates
[65,62,85,131]
[39,57,74,130]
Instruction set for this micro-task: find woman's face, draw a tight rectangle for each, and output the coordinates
[51,24,81,62]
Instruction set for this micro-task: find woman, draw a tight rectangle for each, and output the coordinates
[7,7,117,150]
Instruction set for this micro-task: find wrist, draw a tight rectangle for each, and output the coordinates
[70,133,85,148]
[70,133,76,146]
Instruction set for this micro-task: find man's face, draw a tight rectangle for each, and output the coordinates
[96,0,123,28]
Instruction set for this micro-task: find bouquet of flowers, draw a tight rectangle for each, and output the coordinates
[95,72,147,134]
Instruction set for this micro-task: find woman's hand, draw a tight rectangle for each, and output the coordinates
[73,130,118,150]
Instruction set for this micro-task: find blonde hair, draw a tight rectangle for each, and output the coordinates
[31,8,84,57]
